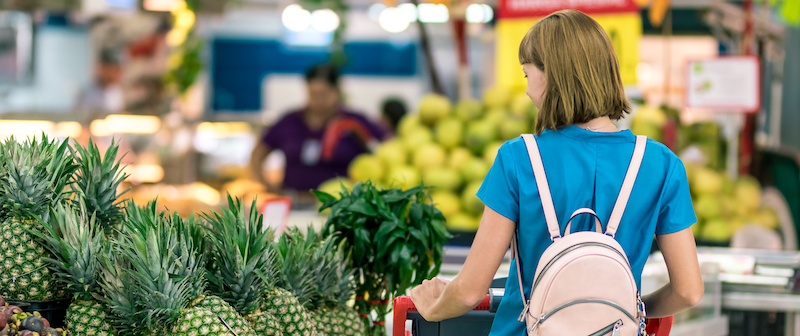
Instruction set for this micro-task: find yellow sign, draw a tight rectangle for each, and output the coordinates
[495,12,642,92]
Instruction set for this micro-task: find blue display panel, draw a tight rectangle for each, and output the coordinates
[211,38,418,112]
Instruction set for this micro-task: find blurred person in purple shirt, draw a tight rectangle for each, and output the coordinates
[249,64,389,196]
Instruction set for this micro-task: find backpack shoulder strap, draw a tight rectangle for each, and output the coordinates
[521,134,561,240]
[605,135,647,237]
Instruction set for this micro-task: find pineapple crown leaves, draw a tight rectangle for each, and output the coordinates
[73,138,130,234]
[97,246,140,335]
[98,200,207,335]
[0,134,79,220]
[201,194,278,315]
[276,226,356,310]
[28,201,105,301]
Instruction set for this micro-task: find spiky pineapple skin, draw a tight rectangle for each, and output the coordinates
[261,288,317,336]
[65,299,116,336]
[245,311,284,336]
[172,306,240,336]
[309,309,342,336]
[193,295,257,336]
[332,307,365,336]
[0,219,66,301]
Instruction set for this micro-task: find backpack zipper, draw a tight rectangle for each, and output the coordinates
[532,298,637,331]
[532,242,630,293]
[588,319,624,336]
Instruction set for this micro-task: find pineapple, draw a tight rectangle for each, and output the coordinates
[99,201,256,336]
[30,203,116,335]
[277,227,365,336]
[0,135,77,301]
[201,195,313,336]
[73,138,129,235]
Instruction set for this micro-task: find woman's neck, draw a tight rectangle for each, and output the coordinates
[304,107,340,131]
[574,116,618,133]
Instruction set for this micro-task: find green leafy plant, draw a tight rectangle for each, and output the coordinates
[312,181,451,335]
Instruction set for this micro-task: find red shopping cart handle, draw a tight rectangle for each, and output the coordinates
[393,296,673,336]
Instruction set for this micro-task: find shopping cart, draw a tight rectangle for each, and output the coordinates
[393,290,673,336]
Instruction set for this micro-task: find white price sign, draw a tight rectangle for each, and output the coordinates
[686,57,760,113]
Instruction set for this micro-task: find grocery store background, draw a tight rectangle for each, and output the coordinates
[1,0,800,334]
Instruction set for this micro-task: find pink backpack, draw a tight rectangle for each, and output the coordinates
[513,134,648,336]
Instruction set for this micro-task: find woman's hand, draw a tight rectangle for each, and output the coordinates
[409,277,451,321]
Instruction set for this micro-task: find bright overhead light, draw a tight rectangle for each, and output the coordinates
[311,9,340,33]
[143,0,180,11]
[418,4,448,23]
[105,115,162,134]
[368,3,386,21]
[379,7,411,33]
[397,3,418,22]
[482,5,494,22]
[282,4,312,32]
[54,122,83,138]
[466,3,493,23]
[0,120,55,138]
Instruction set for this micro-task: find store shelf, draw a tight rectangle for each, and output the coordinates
[672,316,730,336]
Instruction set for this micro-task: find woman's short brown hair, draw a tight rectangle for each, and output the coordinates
[519,9,630,134]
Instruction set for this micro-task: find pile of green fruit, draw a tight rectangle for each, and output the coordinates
[686,165,778,244]
[319,87,537,232]
[0,296,65,336]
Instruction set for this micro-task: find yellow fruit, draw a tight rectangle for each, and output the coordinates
[402,127,433,152]
[448,147,473,169]
[455,99,484,121]
[413,143,447,171]
[435,118,464,149]
[633,105,668,127]
[419,94,452,126]
[348,154,384,182]
[510,93,533,121]
[630,119,663,143]
[691,167,723,195]
[752,207,780,230]
[398,114,423,137]
[446,212,480,232]
[483,109,508,128]
[500,118,528,140]
[734,175,762,212]
[465,121,497,154]
[461,157,489,182]
[483,87,511,110]
[423,167,462,192]
[694,195,722,220]
[385,166,421,188]
[316,177,355,198]
[375,139,408,167]
[431,191,461,219]
[700,218,733,242]
[483,142,504,166]
[461,181,484,215]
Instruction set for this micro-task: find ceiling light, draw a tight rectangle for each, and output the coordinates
[310,9,340,33]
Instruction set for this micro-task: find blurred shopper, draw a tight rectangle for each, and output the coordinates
[409,10,704,333]
[76,48,124,123]
[250,64,389,195]
[380,97,408,135]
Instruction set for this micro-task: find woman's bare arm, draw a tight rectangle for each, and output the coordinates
[642,228,704,318]
[409,206,515,321]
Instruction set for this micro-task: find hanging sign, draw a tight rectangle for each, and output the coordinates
[495,12,641,90]
[686,56,760,113]
[498,0,639,19]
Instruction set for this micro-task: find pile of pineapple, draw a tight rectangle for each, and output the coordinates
[0,135,365,336]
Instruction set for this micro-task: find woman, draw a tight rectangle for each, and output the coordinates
[409,10,704,334]
[250,64,388,195]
